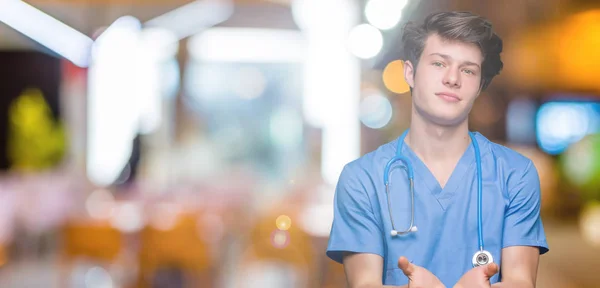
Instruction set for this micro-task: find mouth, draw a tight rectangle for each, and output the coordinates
[435,92,461,102]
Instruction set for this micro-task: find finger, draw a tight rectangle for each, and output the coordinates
[398,256,415,276]
[483,263,499,278]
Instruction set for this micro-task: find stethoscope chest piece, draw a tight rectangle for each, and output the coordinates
[472,250,493,267]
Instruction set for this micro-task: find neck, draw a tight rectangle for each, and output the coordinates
[405,109,471,163]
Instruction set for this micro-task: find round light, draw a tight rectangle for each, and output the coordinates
[580,201,600,248]
[360,93,393,129]
[109,202,144,233]
[382,60,410,94]
[85,189,115,220]
[561,134,600,198]
[347,24,383,59]
[271,230,290,249]
[276,215,292,231]
[84,266,113,288]
[365,0,407,30]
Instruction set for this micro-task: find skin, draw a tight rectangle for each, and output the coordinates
[342,33,540,288]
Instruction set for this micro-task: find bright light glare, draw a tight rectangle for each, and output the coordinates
[347,24,383,59]
[188,28,306,63]
[0,0,93,67]
[291,0,356,32]
[87,16,142,187]
[88,16,178,186]
[139,27,179,62]
[294,0,361,186]
[145,0,234,40]
[365,0,407,30]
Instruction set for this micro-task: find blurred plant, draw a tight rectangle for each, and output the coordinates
[7,88,66,171]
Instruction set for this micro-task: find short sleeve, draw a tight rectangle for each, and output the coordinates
[502,160,549,254]
[326,165,385,263]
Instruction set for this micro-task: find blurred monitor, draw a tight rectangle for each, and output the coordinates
[535,97,600,155]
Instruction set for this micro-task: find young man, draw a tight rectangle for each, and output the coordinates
[326,11,549,287]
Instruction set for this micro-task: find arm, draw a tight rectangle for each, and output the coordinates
[343,252,407,288]
[495,160,548,287]
[491,246,539,288]
[326,166,395,287]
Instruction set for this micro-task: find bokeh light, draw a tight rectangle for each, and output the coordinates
[580,201,600,248]
[149,203,180,231]
[84,266,113,288]
[536,102,599,155]
[562,134,600,199]
[347,24,383,59]
[365,0,407,30]
[382,60,410,94]
[359,93,393,129]
[276,215,292,231]
[109,202,144,233]
[271,230,290,249]
[85,189,115,220]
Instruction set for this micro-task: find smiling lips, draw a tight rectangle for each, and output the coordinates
[435,92,461,102]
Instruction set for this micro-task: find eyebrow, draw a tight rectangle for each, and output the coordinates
[429,53,481,69]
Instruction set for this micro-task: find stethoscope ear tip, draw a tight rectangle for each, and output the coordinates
[390,230,398,237]
[410,226,418,232]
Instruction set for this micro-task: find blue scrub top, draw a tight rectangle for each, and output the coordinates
[326,131,549,286]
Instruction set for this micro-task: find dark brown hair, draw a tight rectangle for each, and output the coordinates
[401,11,503,91]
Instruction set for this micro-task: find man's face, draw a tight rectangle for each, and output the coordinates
[404,33,483,126]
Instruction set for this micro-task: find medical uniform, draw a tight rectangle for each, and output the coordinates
[326,131,549,286]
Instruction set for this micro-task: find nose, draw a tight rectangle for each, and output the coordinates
[443,67,461,88]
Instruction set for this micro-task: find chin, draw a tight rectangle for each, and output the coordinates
[425,109,466,126]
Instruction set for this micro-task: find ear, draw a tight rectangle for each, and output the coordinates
[403,60,415,89]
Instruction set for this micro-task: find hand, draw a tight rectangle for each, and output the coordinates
[398,256,445,288]
[453,263,499,288]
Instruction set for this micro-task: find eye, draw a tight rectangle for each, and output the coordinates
[462,69,476,75]
[432,61,445,67]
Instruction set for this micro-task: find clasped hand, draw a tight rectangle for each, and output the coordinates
[398,256,499,288]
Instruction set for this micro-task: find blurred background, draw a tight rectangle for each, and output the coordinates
[0,0,599,287]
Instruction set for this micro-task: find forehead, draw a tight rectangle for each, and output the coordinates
[421,33,483,65]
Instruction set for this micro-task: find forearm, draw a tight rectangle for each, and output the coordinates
[354,285,408,288]
[491,281,534,288]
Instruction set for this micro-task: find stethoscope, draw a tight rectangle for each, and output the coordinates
[383,130,493,268]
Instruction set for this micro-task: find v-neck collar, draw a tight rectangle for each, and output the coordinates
[395,130,479,211]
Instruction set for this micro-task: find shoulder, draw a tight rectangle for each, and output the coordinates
[336,138,397,198]
[342,137,397,179]
[477,133,533,167]
[474,133,540,195]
